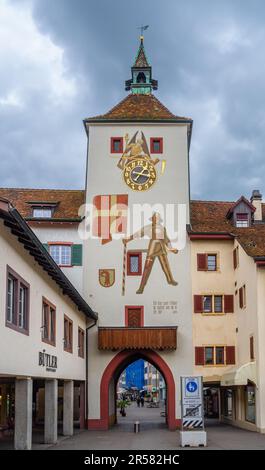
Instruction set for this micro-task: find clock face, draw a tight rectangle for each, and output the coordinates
[123,158,157,191]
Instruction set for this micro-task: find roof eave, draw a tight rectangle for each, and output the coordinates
[83,117,193,124]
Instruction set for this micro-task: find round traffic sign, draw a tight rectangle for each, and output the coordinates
[186,381,198,393]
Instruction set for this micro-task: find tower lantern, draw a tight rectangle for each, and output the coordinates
[125,35,158,94]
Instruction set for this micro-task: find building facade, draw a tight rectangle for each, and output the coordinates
[0,36,265,438]
[0,198,96,449]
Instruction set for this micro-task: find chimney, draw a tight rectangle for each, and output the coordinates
[250,190,263,221]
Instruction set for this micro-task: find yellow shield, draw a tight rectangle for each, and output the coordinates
[99,269,115,288]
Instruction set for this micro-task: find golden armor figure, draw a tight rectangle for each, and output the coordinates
[123,212,178,294]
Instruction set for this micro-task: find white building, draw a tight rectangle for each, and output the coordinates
[0,197,96,449]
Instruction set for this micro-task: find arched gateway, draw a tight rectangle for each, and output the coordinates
[99,350,176,431]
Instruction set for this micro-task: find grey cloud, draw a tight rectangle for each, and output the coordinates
[1,0,265,200]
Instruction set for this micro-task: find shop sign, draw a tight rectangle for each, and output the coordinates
[180,376,204,430]
[39,350,58,372]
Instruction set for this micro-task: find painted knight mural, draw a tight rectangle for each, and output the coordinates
[123,212,178,294]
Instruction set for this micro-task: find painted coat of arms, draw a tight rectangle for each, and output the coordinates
[99,269,115,288]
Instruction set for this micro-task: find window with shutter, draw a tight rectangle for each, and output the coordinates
[239,285,246,309]
[239,287,243,308]
[224,295,234,313]
[250,336,254,361]
[64,315,73,353]
[78,327,85,358]
[233,248,239,269]
[72,244,83,266]
[195,347,205,365]
[197,254,207,271]
[226,346,236,365]
[194,295,203,313]
[42,298,56,346]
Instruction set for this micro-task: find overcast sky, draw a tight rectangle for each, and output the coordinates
[1,0,265,200]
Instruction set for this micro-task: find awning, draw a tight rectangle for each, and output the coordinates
[221,362,256,387]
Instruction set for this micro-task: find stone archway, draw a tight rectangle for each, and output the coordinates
[98,350,176,431]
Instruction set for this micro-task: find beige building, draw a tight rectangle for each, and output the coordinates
[189,192,265,432]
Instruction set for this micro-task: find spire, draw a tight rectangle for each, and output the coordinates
[133,36,150,68]
[125,34,158,95]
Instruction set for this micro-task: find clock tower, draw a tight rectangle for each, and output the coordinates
[83,36,193,430]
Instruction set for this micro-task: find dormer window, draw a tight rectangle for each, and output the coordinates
[236,213,249,228]
[226,196,255,228]
[33,207,52,218]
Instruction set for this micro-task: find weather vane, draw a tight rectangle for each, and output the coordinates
[137,24,149,38]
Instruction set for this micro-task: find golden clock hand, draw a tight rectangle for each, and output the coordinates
[132,164,150,181]
[132,170,150,179]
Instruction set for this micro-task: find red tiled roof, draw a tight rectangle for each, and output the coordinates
[85,94,192,122]
[0,188,85,220]
[190,200,265,258]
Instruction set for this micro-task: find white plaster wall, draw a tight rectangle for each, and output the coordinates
[234,242,258,367]
[84,122,193,421]
[0,221,87,381]
[32,226,83,293]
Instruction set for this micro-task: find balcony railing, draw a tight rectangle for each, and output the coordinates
[98,326,177,351]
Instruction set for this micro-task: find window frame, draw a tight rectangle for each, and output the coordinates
[6,266,30,335]
[110,137,123,154]
[236,213,249,228]
[215,346,225,365]
[150,137,163,154]
[239,284,247,309]
[127,251,142,276]
[48,242,73,267]
[204,346,215,365]
[42,297,56,346]
[64,315,73,353]
[207,254,217,271]
[32,206,53,218]
[78,327,85,358]
[201,345,231,366]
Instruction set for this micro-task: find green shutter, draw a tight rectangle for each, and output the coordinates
[72,244,83,266]
[43,243,49,252]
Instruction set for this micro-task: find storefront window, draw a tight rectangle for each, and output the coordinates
[245,385,256,424]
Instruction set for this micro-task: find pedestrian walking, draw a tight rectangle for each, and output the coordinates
[137,396,141,407]
[141,396,145,407]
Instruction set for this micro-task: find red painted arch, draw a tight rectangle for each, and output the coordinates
[89,350,176,431]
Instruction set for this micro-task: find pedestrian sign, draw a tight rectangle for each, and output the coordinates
[186,381,198,394]
[180,376,204,431]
